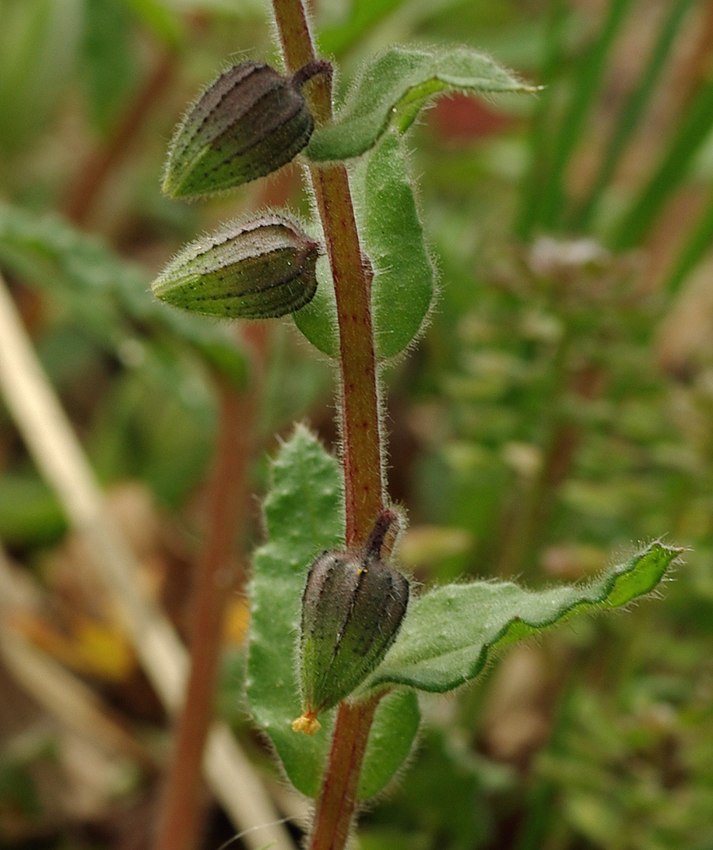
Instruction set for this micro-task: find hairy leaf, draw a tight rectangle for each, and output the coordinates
[294,133,434,360]
[367,542,679,692]
[354,131,434,359]
[307,45,536,162]
[247,426,420,798]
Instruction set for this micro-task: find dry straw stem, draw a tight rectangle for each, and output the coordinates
[0,272,295,850]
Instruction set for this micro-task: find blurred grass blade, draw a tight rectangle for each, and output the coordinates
[81,0,136,136]
[536,0,635,231]
[572,0,696,231]
[663,188,713,294]
[515,0,569,240]
[367,542,680,693]
[609,77,713,250]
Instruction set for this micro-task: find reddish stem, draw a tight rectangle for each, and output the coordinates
[307,695,381,850]
[152,362,259,850]
[271,1,387,848]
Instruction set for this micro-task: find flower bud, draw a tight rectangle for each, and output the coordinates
[151,214,320,319]
[292,511,409,735]
[162,61,320,199]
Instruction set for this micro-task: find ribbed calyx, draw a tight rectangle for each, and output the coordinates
[292,510,410,735]
[162,60,327,199]
[151,213,320,319]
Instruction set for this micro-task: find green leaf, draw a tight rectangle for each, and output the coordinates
[292,255,339,358]
[247,426,420,798]
[317,0,405,57]
[354,132,434,359]
[358,688,420,799]
[247,426,343,797]
[609,76,713,250]
[293,134,435,360]
[367,542,680,693]
[306,45,537,162]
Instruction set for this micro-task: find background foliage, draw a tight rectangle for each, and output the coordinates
[1,1,712,849]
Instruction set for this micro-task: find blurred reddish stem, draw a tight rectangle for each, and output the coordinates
[152,324,267,850]
[63,48,177,226]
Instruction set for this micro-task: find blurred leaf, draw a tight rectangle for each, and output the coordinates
[0,0,82,155]
[572,0,696,230]
[0,473,66,547]
[533,0,635,230]
[307,45,536,162]
[0,203,247,387]
[247,426,420,798]
[664,187,713,294]
[317,0,405,57]
[367,542,680,692]
[125,0,184,47]
[81,0,137,135]
[88,357,215,506]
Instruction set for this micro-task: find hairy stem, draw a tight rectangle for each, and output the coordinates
[272,0,386,847]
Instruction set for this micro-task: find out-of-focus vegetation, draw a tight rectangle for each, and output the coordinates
[0,1,712,849]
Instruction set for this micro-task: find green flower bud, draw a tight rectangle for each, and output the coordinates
[162,61,325,199]
[292,511,409,735]
[151,214,320,319]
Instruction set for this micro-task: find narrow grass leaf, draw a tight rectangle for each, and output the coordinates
[609,77,713,250]
[515,0,569,239]
[306,45,536,162]
[536,0,636,230]
[571,0,695,231]
[367,542,680,693]
[663,188,713,294]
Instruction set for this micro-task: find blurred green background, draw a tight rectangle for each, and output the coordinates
[1,1,712,849]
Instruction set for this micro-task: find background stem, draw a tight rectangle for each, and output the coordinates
[152,362,259,850]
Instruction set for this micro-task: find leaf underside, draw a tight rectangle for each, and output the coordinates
[366,542,680,693]
[307,45,537,162]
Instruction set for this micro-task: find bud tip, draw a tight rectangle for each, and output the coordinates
[291,712,321,736]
